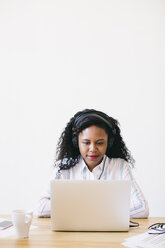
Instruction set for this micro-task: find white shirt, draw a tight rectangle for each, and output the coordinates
[36,156,149,218]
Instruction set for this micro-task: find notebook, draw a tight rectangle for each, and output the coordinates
[51,180,131,231]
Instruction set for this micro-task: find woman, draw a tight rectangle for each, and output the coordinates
[36,109,149,218]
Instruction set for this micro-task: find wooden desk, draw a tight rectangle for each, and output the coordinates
[0,216,165,248]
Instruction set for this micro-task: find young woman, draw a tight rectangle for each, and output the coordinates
[36,109,149,218]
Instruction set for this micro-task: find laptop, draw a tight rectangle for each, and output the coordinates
[51,180,131,231]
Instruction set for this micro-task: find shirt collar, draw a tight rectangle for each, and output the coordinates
[79,155,107,174]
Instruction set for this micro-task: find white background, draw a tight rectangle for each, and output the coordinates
[0,0,165,216]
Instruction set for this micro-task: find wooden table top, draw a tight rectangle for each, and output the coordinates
[0,216,165,248]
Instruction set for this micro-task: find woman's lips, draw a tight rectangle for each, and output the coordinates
[87,155,99,159]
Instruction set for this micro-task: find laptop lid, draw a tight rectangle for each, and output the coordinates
[51,180,131,231]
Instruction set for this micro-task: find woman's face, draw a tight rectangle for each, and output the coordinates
[78,125,108,171]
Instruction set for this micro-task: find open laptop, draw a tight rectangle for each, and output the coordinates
[51,180,131,232]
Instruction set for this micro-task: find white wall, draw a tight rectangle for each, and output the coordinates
[0,0,165,216]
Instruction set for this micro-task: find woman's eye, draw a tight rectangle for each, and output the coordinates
[97,142,104,145]
[83,142,90,145]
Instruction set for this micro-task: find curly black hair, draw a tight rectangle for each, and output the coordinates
[56,109,135,170]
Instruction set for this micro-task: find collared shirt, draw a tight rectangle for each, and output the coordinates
[36,156,149,218]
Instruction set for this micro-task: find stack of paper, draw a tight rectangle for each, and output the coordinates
[122,232,165,248]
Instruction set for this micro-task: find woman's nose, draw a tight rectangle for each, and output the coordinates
[89,143,97,152]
